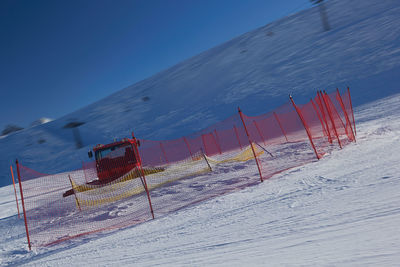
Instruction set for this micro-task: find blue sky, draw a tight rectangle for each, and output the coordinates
[0,0,312,132]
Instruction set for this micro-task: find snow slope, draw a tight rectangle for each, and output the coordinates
[1,92,399,266]
[1,0,400,185]
[1,0,400,264]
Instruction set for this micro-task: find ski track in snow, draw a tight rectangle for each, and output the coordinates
[0,93,399,266]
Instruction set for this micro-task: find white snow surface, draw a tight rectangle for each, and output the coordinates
[1,94,400,266]
[1,0,400,265]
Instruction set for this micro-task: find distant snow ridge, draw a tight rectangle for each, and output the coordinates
[0,118,53,137]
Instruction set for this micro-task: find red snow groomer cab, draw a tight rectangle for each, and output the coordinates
[63,137,142,198]
[89,138,140,183]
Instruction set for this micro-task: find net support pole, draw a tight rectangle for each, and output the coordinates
[347,87,357,136]
[253,120,267,146]
[273,112,289,142]
[201,149,212,172]
[321,91,342,149]
[289,96,320,160]
[311,99,328,137]
[213,130,222,155]
[159,142,169,164]
[317,91,333,143]
[183,137,194,160]
[15,159,31,251]
[132,133,155,220]
[325,91,348,138]
[10,165,20,218]
[336,88,356,142]
[254,141,274,158]
[238,107,264,182]
[233,125,243,150]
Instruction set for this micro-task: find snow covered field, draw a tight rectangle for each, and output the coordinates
[1,93,399,266]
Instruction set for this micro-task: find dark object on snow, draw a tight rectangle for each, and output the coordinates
[1,124,24,136]
[63,121,85,149]
[310,0,331,31]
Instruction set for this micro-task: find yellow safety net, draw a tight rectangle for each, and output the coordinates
[205,144,264,164]
[70,153,211,209]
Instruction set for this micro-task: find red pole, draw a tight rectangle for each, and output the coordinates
[317,91,332,143]
[233,125,243,150]
[321,91,342,149]
[159,142,169,164]
[213,130,222,155]
[15,160,31,250]
[131,133,155,220]
[10,165,20,219]
[238,108,264,182]
[325,91,347,138]
[347,87,357,136]
[336,88,356,142]
[273,112,289,142]
[183,137,193,159]
[310,99,328,137]
[253,120,266,146]
[289,96,320,160]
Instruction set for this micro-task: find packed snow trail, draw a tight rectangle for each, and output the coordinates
[1,93,399,266]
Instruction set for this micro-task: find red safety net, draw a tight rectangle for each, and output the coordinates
[15,88,356,248]
[17,164,154,247]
